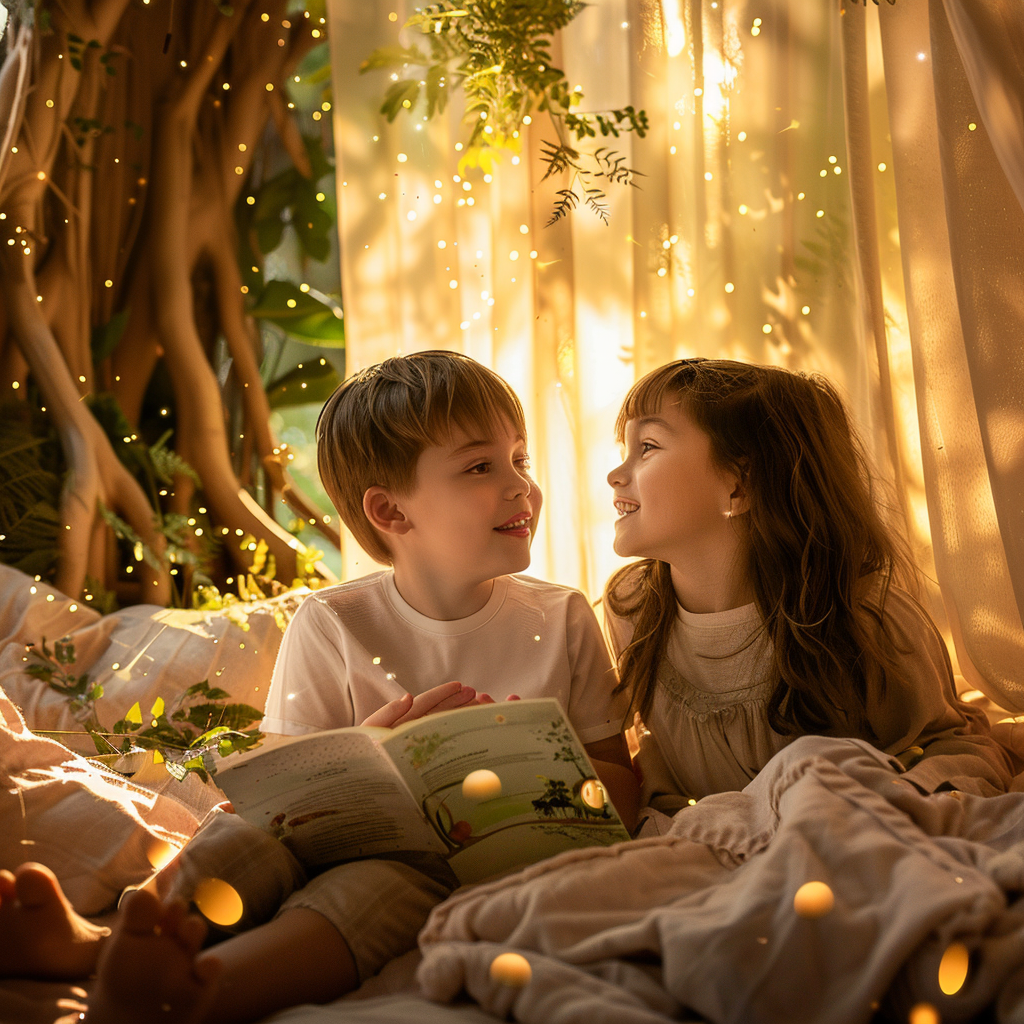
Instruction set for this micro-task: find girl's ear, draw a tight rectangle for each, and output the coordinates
[729,462,751,517]
[363,487,411,536]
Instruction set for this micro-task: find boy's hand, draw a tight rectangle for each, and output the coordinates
[361,681,478,727]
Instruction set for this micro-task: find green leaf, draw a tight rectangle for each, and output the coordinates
[380,79,421,122]
[292,191,333,262]
[256,217,286,256]
[191,725,235,748]
[248,281,345,345]
[302,134,333,185]
[266,359,341,409]
[425,63,449,119]
[91,309,130,364]
[149,431,201,486]
[359,45,428,74]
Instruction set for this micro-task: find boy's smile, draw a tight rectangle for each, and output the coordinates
[495,512,532,537]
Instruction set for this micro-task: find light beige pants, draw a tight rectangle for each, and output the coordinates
[161,809,457,982]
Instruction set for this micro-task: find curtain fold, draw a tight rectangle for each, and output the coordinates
[326,0,1024,708]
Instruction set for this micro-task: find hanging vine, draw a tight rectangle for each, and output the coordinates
[360,0,648,225]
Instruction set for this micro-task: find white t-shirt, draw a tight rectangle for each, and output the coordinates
[262,571,627,746]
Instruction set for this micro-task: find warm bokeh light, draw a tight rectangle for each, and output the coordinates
[144,837,179,872]
[193,877,244,927]
[579,778,606,810]
[489,952,532,987]
[908,1003,939,1024]
[793,881,835,919]
[462,769,502,801]
[938,941,970,996]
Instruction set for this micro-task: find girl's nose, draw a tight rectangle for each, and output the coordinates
[506,467,531,498]
[607,462,627,487]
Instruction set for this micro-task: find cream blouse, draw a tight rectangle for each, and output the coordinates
[603,574,1018,809]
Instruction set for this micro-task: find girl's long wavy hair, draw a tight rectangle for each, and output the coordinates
[604,358,916,738]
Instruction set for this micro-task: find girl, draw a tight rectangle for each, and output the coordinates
[603,357,1017,813]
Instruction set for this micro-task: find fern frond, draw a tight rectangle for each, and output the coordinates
[539,140,581,181]
[584,187,609,225]
[149,431,200,486]
[546,188,580,227]
[97,502,163,572]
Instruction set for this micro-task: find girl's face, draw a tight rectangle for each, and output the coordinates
[607,399,744,563]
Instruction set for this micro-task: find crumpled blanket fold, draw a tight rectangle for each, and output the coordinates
[418,736,1024,1024]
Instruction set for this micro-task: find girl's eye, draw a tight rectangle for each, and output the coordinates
[467,462,490,474]
[516,455,532,469]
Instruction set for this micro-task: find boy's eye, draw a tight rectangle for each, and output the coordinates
[640,441,657,454]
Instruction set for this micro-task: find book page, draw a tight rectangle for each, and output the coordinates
[214,730,446,866]
[380,698,631,883]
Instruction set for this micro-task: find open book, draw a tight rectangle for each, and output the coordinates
[212,698,630,885]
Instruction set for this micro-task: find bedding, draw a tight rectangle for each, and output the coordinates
[5,562,1024,1023]
[416,735,1024,1023]
[0,563,304,915]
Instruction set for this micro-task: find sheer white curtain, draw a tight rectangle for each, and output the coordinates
[839,0,1024,711]
[326,0,1024,710]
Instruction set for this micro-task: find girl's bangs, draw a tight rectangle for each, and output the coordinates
[614,363,690,443]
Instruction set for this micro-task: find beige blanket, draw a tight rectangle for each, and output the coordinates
[416,736,1024,1023]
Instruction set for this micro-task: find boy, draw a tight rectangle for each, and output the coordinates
[2,351,637,1024]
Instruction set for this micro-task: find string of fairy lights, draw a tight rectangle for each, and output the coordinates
[0,8,997,1011]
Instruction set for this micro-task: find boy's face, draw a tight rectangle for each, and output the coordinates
[393,417,534,583]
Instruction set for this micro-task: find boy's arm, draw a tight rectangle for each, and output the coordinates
[585,733,640,834]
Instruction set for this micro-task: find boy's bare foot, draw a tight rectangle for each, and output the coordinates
[85,889,222,1024]
[0,863,108,980]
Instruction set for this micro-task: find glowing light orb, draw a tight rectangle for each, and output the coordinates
[489,952,532,987]
[193,878,243,927]
[462,769,502,800]
[793,881,834,919]
[938,941,970,995]
[145,838,179,872]
[909,1003,939,1024]
[580,778,606,810]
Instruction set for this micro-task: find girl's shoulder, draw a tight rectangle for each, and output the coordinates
[859,581,938,641]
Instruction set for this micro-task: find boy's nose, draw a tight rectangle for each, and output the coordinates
[607,463,627,487]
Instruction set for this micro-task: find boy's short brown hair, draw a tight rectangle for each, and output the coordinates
[316,350,527,565]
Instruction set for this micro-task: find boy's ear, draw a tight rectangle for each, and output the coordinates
[363,487,411,536]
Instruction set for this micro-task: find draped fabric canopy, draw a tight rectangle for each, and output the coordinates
[325,0,1024,711]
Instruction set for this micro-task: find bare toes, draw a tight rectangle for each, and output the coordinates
[178,913,208,956]
[13,863,64,910]
[119,889,163,936]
